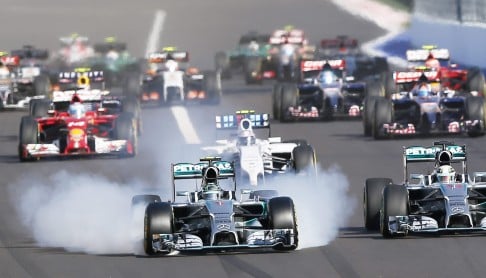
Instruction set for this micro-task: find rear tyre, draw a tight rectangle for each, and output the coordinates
[272,83,283,120]
[280,84,297,122]
[363,96,378,136]
[30,99,50,118]
[33,74,51,97]
[144,202,174,255]
[268,197,298,250]
[18,116,38,162]
[465,96,485,137]
[115,112,137,157]
[467,67,485,96]
[244,57,263,84]
[122,95,142,136]
[292,144,316,174]
[364,178,392,231]
[203,71,221,105]
[372,97,392,139]
[380,184,409,238]
[215,51,231,79]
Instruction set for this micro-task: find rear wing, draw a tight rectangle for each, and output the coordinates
[0,55,20,66]
[269,29,305,45]
[320,37,358,49]
[172,161,235,180]
[148,51,189,63]
[215,110,270,130]
[406,48,450,62]
[403,142,467,184]
[300,59,345,72]
[10,47,49,60]
[94,42,127,53]
[404,145,466,163]
[393,71,440,84]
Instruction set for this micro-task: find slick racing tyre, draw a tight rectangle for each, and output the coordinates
[122,95,142,136]
[292,144,316,175]
[280,84,298,122]
[380,184,408,238]
[203,71,221,105]
[272,83,283,120]
[18,116,38,162]
[465,96,485,137]
[268,196,298,250]
[123,72,142,97]
[215,51,231,79]
[363,178,392,231]
[372,97,392,139]
[243,57,263,85]
[30,99,50,118]
[466,67,485,96]
[33,74,51,97]
[115,112,137,157]
[363,96,379,136]
[144,202,174,255]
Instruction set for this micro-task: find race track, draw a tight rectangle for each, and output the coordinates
[1,0,486,277]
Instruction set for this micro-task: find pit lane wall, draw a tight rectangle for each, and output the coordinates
[409,0,486,67]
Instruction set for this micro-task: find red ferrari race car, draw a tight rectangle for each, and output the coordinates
[18,91,137,161]
[405,46,485,96]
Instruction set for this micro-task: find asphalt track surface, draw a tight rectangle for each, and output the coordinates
[1,1,486,277]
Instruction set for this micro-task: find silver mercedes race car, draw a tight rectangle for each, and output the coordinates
[202,110,316,186]
[364,141,486,238]
[132,157,298,255]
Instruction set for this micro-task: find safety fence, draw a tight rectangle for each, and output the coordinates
[414,0,486,24]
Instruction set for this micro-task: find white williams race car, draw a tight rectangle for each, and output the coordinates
[202,110,316,186]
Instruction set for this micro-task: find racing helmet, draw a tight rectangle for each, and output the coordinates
[417,84,431,97]
[68,102,86,119]
[202,167,221,200]
[436,165,456,183]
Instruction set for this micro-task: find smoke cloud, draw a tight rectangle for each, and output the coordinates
[8,170,164,254]
[265,164,355,249]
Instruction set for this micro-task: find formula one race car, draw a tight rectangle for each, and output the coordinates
[364,141,486,238]
[363,71,485,139]
[319,36,389,82]
[202,110,316,186]
[133,157,298,255]
[87,37,142,95]
[18,70,139,161]
[214,31,275,83]
[272,59,369,122]
[142,48,221,105]
[0,50,50,109]
[405,45,485,95]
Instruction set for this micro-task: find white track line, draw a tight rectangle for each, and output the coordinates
[146,10,201,144]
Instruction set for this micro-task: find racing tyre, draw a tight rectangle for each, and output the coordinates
[465,96,485,137]
[292,144,316,175]
[272,83,283,120]
[114,112,137,157]
[215,51,231,79]
[244,57,263,85]
[122,95,142,136]
[380,184,408,238]
[280,84,297,122]
[382,71,395,98]
[365,80,384,98]
[363,96,378,136]
[123,72,141,96]
[363,178,392,231]
[18,116,38,162]
[268,197,298,250]
[33,74,51,97]
[144,202,174,255]
[203,71,221,105]
[30,99,50,118]
[372,97,392,139]
[466,67,485,96]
